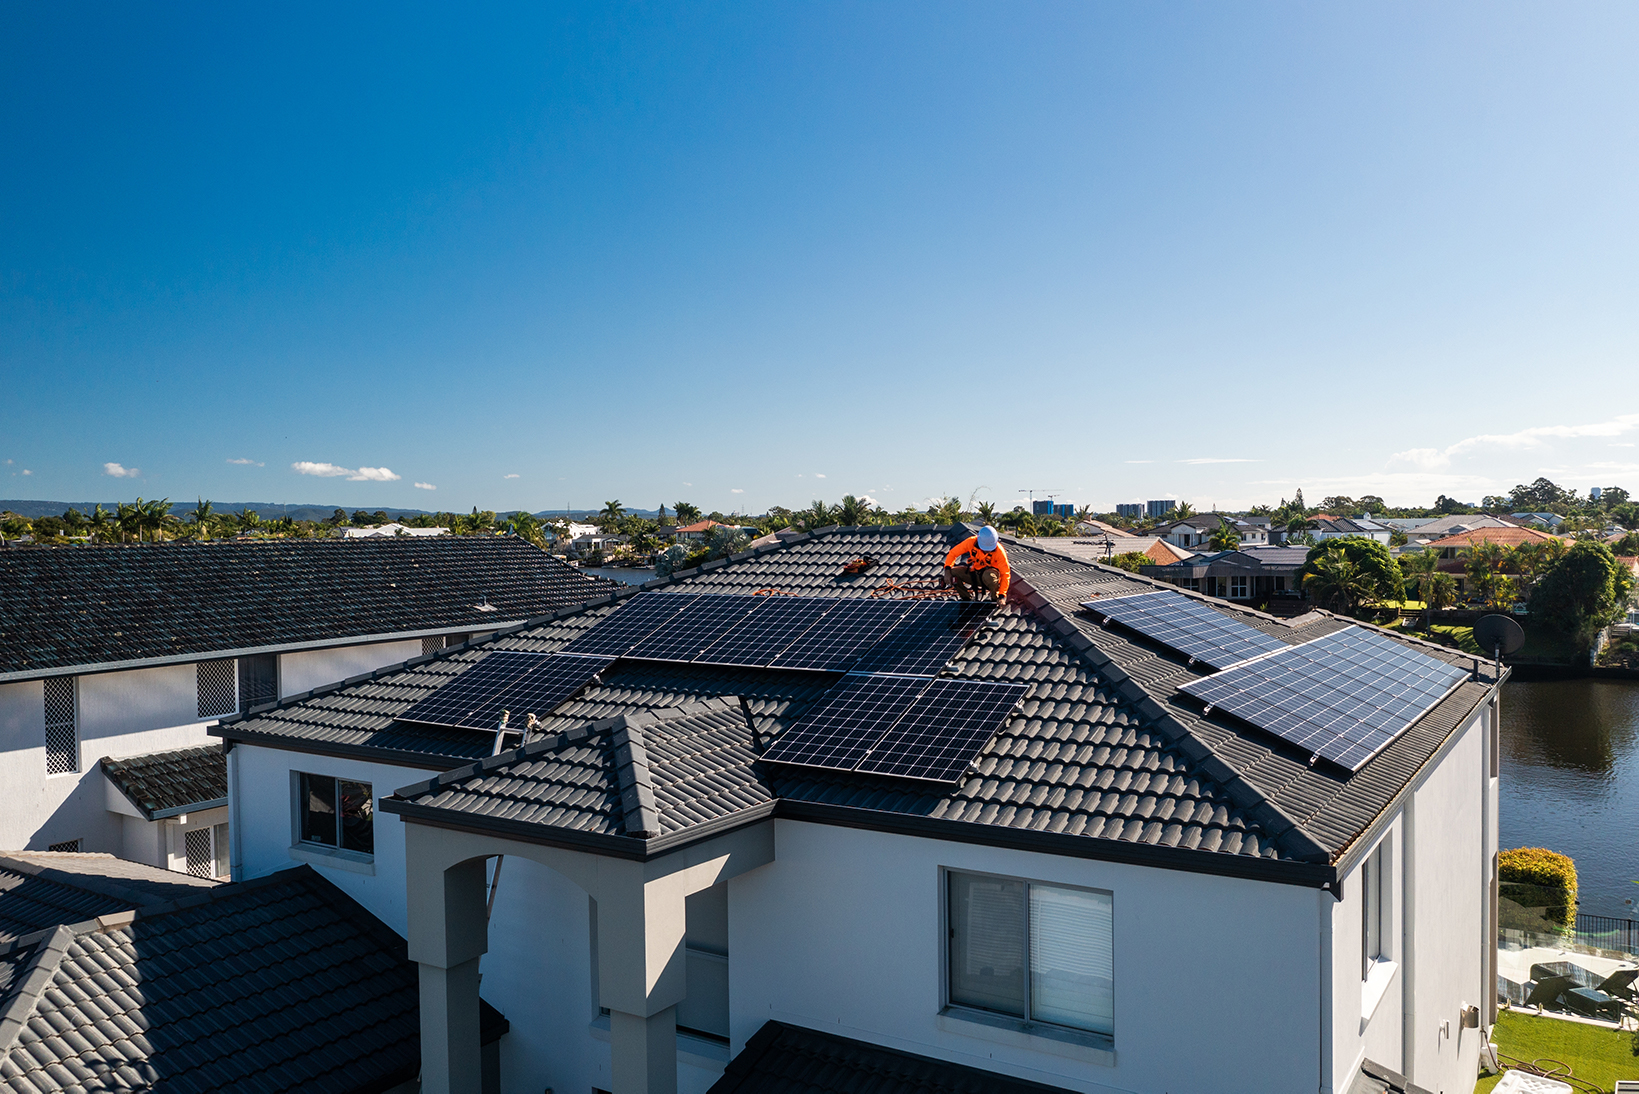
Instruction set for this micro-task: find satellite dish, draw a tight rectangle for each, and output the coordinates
[1474,614,1525,657]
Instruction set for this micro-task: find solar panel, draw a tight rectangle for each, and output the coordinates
[559,593,697,657]
[850,600,994,676]
[760,674,929,771]
[399,651,614,731]
[854,678,1029,783]
[766,597,915,672]
[1178,627,1469,772]
[1081,589,1288,670]
[625,593,763,662]
[694,596,839,667]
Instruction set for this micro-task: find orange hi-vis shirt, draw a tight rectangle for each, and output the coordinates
[943,536,1010,596]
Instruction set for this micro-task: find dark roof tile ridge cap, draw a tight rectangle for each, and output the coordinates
[0,853,214,909]
[1011,578,1330,864]
[0,923,75,1056]
[609,714,661,839]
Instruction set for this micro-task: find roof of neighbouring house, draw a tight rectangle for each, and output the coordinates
[706,1020,1079,1094]
[0,536,617,682]
[0,853,218,944]
[1423,527,1564,549]
[675,520,740,533]
[0,862,507,1094]
[101,745,228,820]
[224,526,1497,887]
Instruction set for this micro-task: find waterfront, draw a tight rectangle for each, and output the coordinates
[1501,679,1639,920]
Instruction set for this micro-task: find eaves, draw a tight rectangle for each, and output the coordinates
[212,725,473,772]
[0,621,526,686]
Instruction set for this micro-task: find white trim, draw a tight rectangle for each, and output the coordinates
[289,843,376,875]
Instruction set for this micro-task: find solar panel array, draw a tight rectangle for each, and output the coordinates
[1081,589,1288,669]
[1178,627,1469,771]
[399,651,615,731]
[561,592,991,676]
[763,673,1029,783]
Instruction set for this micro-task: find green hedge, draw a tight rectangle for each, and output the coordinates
[1499,847,1578,928]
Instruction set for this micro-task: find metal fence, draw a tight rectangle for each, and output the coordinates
[1571,912,1639,956]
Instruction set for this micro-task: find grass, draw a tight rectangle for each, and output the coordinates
[1474,1010,1638,1092]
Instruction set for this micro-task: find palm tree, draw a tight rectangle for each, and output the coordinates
[975,501,997,525]
[1426,572,1458,613]
[799,500,836,530]
[1074,505,1095,528]
[1400,547,1442,628]
[934,497,962,525]
[1284,515,1317,541]
[600,500,625,527]
[86,504,114,543]
[139,497,174,542]
[674,501,701,525]
[1174,501,1196,519]
[837,495,872,526]
[1303,547,1376,615]
[188,499,216,540]
[1207,520,1242,553]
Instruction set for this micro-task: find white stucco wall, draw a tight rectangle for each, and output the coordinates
[731,820,1321,1094]
[1328,704,1491,1094]
[0,667,213,852]
[279,639,422,698]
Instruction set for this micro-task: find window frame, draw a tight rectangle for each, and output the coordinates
[1361,840,1388,979]
[941,867,1114,1049]
[43,675,79,776]
[292,771,375,864]
[1229,576,1249,599]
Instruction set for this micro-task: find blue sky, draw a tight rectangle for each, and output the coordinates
[4,3,1637,515]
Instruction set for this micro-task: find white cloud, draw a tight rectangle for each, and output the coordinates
[503,473,520,479]
[1178,457,1259,465]
[1123,460,1154,465]
[291,461,400,482]
[683,482,693,487]
[21,469,31,476]
[226,457,263,466]
[731,488,744,494]
[1613,443,1635,448]
[1391,411,1639,470]
[414,482,437,491]
[103,462,140,478]
[815,473,826,479]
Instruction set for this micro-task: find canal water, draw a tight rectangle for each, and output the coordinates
[581,566,654,586]
[1501,679,1639,919]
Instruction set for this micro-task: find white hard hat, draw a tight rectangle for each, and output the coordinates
[975,526,999,551]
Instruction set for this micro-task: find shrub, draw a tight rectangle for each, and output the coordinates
[654,544,689,578]
[1498,847,1578,928]
[1105,552,1152,574]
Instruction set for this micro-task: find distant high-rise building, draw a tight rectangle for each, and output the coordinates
[1591,486,1603,501]
[1115,503,1143,519]
[1032,500,1055,516]
[1146,499,1177,518]
[1053,503,1074,519]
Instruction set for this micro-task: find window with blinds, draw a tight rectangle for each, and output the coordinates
[947,870,1114,1040]
[43,677,78,775]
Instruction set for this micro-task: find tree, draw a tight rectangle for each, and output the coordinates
[600,500,626,528]
[1434,495,1472,515]
[1319,496,1357,515]
[1508,477,1574,514]
[1389,529,1409,548]
[1207,520,1241,552]
[1300,537,1402,608]
[1105,552,1152,573]
[674,501,702,525]
[1426,573,1458,612]
[1530,540,1636,651]
[327,508,348,526]
[798,500,837,530]
[188,499,216,540]
[1400,547,1442,625]
[838,495,873,526]
[86,504,114,543]
[1612,531,1639,556]
[1303,547,1378,615]
[1173,501,1196,519]
[975,501,997,524]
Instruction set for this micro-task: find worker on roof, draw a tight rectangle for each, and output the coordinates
[943,525,1010,602]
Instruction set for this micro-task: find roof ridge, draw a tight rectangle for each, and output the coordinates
[609,713,661,839]
[1010,576,1330,864]
[0,924,74,1057]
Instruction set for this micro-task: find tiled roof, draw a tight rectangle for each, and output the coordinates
[1422,527,1563,549]
[707,1020,1077,1094]
[0,854,217,945]
[0,537,616,680]
[101,745,227,819]
[0,865,507,1094]
[227,526,1496,882]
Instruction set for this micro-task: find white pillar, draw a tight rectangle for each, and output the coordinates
[419,958,483,1094]
[407,855,490,1094]
[610,1006,679,1094]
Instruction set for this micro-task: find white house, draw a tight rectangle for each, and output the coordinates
[337,521,449,537]
[0,536,612,866]
[213,526,1499,1094]
[1155,514,1269,549]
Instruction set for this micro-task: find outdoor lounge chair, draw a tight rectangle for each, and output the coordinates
[1523,974,1579,1013]
[1562,968,1639,1022]
[1597,968,1638,1002]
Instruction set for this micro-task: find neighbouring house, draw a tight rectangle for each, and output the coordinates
[211,525,1501,1094]
[0,851,509,1092]
[1381,515,1517,545]
[675,520,754,542]
[1154,514,1269,549]
[1309,515,1395,544]
[1510,512,1565,530]
[337,521,450,537]
[0,537,614,864]
[1418,526,1565,596]
[1142,544,1312,606]
[571,532,631,554]
[1033,535,1194,567]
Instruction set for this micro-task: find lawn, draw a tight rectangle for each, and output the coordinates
[1475,1010,1638,1092]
